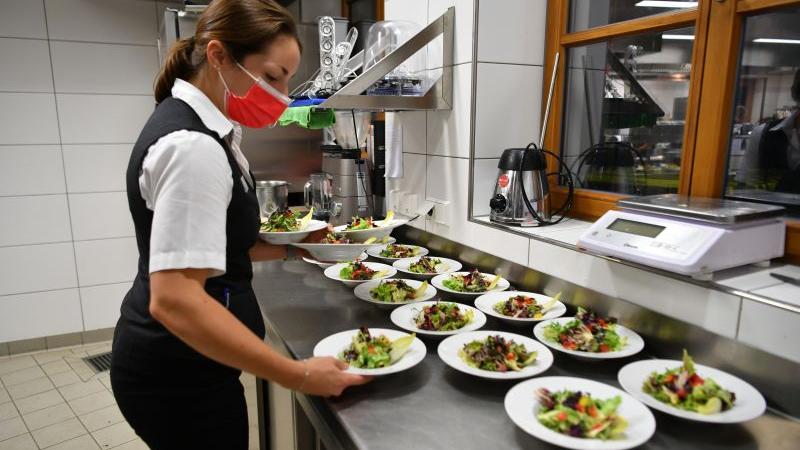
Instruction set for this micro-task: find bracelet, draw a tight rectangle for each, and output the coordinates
[297,359,310,391]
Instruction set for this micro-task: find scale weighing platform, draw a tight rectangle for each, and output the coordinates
[577,194,786,279]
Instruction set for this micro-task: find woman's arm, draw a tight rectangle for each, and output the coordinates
[249,241,287,261]
[149,268,371,396]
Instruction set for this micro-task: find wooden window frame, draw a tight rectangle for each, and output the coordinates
[543,0,800,262]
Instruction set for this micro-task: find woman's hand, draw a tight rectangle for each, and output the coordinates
[298,357,372,396]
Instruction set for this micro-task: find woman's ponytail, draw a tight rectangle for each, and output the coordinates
[154,37,196,104]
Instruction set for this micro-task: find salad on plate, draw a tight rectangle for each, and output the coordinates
[542,307,627,353]
[339,261,388,281]
[409,257,448,274]
[536,388,628,440]
[642,350,736,415]
[459,334,537,372]
[320,232,350,244]
[443,269,501,293]
[380,244,421,259]
[414,302,473,331]
[339,327,415,369]
[370,280,428,303]
[346,216,375,231]
[494,294,558,319]
[260,209,312,232]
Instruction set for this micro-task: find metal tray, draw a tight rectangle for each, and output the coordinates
[617,194,785,224]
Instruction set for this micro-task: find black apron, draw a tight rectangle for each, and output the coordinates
[110,96,264,450]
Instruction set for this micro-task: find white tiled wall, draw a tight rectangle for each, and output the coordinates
[385,0,800,362]
[0,0,163,342]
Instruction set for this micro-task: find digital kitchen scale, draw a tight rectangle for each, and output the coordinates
[577,194,786,279]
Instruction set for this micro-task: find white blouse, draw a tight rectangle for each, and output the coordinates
[139,79,253,277]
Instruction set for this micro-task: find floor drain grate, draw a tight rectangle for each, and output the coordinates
[83,351,112,373]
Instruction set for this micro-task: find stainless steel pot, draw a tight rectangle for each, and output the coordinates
[256,180,289,219]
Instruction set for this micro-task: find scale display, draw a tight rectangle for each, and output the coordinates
[606,218,665,238]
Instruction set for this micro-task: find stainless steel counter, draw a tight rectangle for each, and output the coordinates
[251,259,800,450]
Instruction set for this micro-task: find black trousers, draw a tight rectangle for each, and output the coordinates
[111,370,249,450]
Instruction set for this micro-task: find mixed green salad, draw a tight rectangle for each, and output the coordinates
[642,350,736,414]
[321,232,351,244]
[494,295,557,319]
[459,335,537,372]
[339,327,415,369]
[379,244,420,259]
[369,280,428,303]
[442,269,500,293]
[260,209,301,232]
[339,261,386,280]
[409,257,448,274]
[542,307,626,353]
[536,388,628,440]
[414,302,473,331]
[345,217,375,230]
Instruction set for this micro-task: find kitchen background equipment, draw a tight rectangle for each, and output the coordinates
[577,194,786,279]
[489,148,550,226]
[574,141,647,195]
[304,172,339,221]
[363,20,429,96]
[369,120,387,218]
[321,109,376,224]
[321,146,372,224]
[489,53,575,227]
[255,180,289,219]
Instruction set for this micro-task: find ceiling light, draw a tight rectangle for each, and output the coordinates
[636,1,698,8]
[753,38,800,45]
[662,34,695,40]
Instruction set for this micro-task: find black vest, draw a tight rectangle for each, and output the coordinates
[113,97,265,385]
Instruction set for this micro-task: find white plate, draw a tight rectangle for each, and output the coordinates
[533,317,645,360]
[431,272,510,297]
[323,262,396,287]
[333,218,407,242]
[437,330,554,380]
[618,359,766,423]
[505,376,656,450]
[292,237,394,264]
[303,252,368,269]
[312,328,426,376]
[474,291,567,325]
[365,243,429,262]
[390,301,487,336]
[353,279,437,308]
[392,256,463,279]
[259,219,328,245]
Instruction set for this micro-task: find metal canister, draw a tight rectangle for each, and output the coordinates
[255,180,289,219]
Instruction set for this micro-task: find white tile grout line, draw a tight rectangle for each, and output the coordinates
[41,0,87,338]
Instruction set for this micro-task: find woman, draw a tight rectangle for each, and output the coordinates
[110,1,370,448]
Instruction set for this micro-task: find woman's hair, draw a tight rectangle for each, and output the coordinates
[154,0,299,103]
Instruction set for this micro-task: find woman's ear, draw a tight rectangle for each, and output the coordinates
[205,39,227,71]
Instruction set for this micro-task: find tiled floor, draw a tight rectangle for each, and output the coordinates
[0,342,261,449]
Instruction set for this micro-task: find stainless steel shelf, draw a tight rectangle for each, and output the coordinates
[316,7,454,111]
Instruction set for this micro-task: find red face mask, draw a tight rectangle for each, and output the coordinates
[219,63,291,128]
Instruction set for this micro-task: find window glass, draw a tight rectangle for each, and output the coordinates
[560,27,694,195]
[569,0,697,33]
[723,6,800,209]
